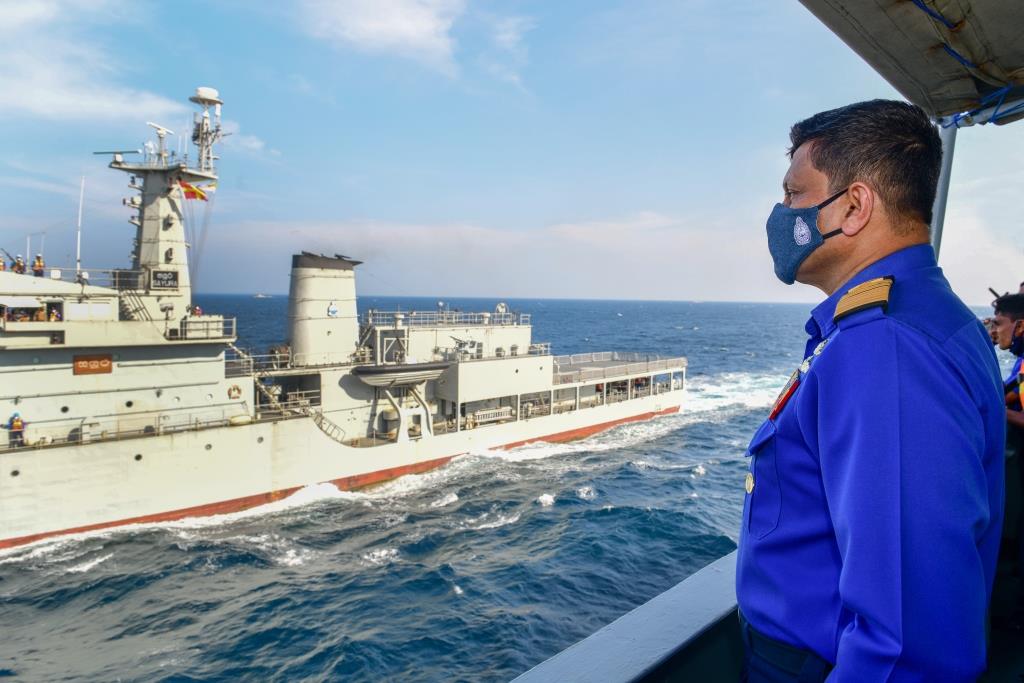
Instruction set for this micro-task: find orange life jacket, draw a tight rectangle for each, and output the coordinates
[11,418,23,430]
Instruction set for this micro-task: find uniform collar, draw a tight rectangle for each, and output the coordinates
[806,243,936,339]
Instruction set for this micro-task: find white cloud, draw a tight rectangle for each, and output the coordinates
[0,1,185,121]
[196,210,784,300]
[939,204,1024,306]
[478,14,534,89]
[492,15,533,52]
[299,0,466,76]
[221,120,267,153]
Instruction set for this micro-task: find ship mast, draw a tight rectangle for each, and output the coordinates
[103,87,223,321]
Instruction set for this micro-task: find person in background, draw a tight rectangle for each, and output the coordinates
[5,412,26,448]
[0,259,6,271]
[12,256,25,274]
[737,99,1004,682]
[48,307,60,322]
[992,294,1024,426]
[32,254,44,277]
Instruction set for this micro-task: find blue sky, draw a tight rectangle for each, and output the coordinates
[1,0,1021,304]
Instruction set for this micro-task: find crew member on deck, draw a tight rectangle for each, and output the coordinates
[992,294,1024,418]
[12,255,25,274]
[5,412,26,448]
[737,100,1004,682]
[32,254,44,277]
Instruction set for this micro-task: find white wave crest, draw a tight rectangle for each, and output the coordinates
[66,553,113,574]
[429,492,460,508]
[362,547,399,566]
[684,372,786,416]
[536,494,555,507]
[576,486,596,500]
[464,512,521,531]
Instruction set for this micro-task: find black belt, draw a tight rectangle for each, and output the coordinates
[739,611,833,682]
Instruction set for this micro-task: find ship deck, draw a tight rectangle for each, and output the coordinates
[553,352,687,386]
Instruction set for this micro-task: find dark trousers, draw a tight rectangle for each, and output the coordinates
[739,612,832,683]
[9,431,23,448]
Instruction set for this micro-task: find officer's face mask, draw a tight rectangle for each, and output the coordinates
[765,188,848,284]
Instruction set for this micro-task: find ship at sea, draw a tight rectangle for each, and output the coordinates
[0,88,687,550]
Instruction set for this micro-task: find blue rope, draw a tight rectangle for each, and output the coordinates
[947,85,1024,127]
[942,44,978,69]
[910,0,957,29]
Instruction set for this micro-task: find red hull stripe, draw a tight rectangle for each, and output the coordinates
[0,405,681,550]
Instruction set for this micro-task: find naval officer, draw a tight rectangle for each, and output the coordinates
[736,100,1005,682]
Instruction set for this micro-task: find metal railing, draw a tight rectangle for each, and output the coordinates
[0,406,250,453]
[44,268,145,290]
[552,352,688,385]
[167,317,236,341]
[226,351,292,376]
[361,310,530,327]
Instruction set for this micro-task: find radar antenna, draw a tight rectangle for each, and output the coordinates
[188,86,224,174]
[145,122,175,165]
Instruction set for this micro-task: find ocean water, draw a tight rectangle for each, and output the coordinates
[0,296,1001,681]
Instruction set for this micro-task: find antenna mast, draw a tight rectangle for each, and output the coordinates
[76,176,85,275]
[189,87,224,174]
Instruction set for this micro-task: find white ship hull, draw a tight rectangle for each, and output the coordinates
[0,390,682,549]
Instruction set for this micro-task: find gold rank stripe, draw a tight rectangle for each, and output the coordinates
[833,276,894,323]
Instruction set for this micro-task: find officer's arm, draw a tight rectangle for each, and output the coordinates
[812,320,992,681]
[1007,408,1024,429]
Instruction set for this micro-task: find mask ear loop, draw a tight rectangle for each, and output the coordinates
[817,187,849,240]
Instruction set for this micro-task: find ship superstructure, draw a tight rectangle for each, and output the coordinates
[0,89,687,550]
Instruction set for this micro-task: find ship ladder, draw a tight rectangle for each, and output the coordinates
[228,343,286,412]
[119,288,154,321]
[310,409,348,444]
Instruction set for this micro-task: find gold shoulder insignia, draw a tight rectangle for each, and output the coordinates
[833,276,894,323]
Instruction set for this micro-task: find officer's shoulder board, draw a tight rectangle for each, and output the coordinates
[832,276,894,324]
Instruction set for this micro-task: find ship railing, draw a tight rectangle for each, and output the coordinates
[360,311,530,327]
[167,317,236,341]
[42,268,145,290]
[256,391,321,420]
[0,406,252,453]
[552,353,688,385]
[225,351,292,376]
[225,349,370,376]
[435,341,550,363]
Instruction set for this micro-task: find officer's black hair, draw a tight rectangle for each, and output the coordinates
[994,294,1024,321]
[788,100,942,235]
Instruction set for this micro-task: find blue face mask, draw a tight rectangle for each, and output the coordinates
[765,188,848,284]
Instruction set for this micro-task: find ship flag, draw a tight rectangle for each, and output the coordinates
[178,180,208,201]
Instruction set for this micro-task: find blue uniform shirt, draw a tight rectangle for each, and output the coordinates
[736,244,1005,681]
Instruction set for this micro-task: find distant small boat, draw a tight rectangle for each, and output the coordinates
[253,293,271,299]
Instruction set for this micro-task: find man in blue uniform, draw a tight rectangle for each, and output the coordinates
[737,100,1005,681]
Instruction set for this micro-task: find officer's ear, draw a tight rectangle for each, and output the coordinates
[839,181,873,237]
[1014,318,1024,337]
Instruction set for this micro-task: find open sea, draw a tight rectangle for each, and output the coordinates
[0,296,1006,681]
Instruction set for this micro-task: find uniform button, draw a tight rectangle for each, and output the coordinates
[745,472,754,494]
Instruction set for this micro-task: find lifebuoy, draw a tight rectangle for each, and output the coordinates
[227,385,242,399]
